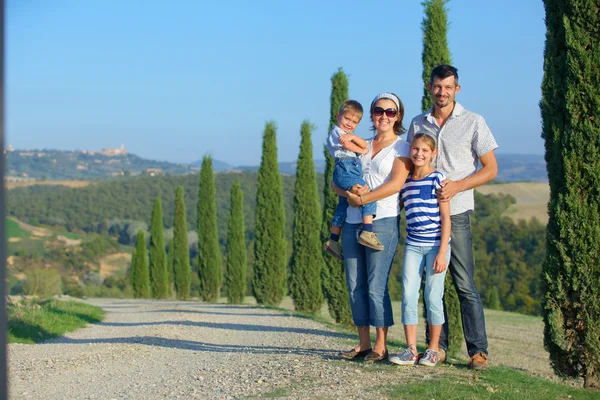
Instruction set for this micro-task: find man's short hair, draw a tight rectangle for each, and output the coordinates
[430,65,459,85]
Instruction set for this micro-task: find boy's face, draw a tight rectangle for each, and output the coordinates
[337,111,361,133]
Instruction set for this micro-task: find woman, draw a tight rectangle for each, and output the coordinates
[335,93,412,362]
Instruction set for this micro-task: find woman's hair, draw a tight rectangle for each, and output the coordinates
[369,93,405,135]
[412,132,437,151]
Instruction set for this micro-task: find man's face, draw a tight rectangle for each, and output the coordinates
[428,76,461,109]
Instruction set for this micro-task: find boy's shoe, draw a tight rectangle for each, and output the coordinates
[358,231,384,251]
[468,352,489,370]
[323,240,343,260]
[389,348,419,365]
[418,349,440,367]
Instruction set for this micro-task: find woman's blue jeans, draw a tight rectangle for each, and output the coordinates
[401,244,449,326]
[342,216,399,327]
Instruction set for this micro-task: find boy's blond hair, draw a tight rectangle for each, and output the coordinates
[338,100,363,118]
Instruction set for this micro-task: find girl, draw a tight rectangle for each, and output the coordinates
[389,132,451,367]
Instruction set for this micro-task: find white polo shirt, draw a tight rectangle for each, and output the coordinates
[406,102,499,215]
[346,137,411,223]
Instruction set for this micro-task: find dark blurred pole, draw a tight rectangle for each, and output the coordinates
[0,0,8,398]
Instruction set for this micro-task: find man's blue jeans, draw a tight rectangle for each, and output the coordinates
[331,158,376,227]
[342,216,398,327]
[427,211,488,356]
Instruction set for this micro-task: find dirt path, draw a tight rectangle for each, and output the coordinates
[8,299,424,400]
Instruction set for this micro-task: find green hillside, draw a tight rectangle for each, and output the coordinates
[6,218,30,239]
[6,149,198,180]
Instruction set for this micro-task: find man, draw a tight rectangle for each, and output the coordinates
[406,64,498,370]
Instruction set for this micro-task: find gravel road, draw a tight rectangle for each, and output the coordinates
[8,298,418,400]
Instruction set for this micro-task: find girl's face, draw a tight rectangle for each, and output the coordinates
[371,99,398,134]
[411,138,437,167]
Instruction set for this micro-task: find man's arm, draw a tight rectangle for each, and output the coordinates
[437,150,498,202]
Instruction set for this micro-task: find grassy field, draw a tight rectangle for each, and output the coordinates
[8,299,105,344]
[5,180,93,190]
[476,182,549,223]
[6,218,30,239]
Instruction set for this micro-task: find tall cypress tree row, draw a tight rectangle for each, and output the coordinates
[320,68,352,324]
[420,0,463,356]
[149,197,168,298]
[289,120,324,313]
[253,121,287,305]
[132,231,150,298]
[540,0,600,388]
[226,180,247,304]
[197,155,222,303]
[421,0,451,112]
[173,185,191,300]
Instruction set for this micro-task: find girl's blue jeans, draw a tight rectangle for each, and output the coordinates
[401,244,450,326]
[342,216,398,327]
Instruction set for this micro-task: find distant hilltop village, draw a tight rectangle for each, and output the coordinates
[82,144,128,156]
[4,144,128,157]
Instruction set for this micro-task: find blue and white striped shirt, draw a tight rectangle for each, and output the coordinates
[401,171,447,246]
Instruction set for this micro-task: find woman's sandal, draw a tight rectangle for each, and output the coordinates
[340,348,372,360]
[364,349,389,363]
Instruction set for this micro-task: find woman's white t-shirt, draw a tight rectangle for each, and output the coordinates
[346,137,411,224]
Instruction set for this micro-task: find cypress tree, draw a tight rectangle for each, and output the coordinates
[421,0,451,112]
[173,186,191,300]
[320,68,353,324]
[166,239,175,296]
[540,0,600,388]
[253,121,287,305]
[132,231,150,298]
[197,155,222,302]
[226,180,247,304]
[420,0,463,356]
[289,120,324,313]
[149,197,168,299]
[486,286,501,311]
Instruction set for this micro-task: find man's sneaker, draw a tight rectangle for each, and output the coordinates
[323,240,343,260]
[468,352,489,370]
[358,231,384,251]
[389,347,419,365]
[418,349,440,367]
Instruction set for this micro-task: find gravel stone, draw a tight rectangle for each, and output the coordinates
[9,299,430,399]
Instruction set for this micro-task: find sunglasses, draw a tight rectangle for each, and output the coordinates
[373,107,398,118]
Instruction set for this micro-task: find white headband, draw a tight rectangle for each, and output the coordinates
[371,93,400,111]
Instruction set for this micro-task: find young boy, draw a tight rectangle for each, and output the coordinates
[323,100,384,260]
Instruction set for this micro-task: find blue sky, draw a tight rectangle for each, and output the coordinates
[7,0,546,166]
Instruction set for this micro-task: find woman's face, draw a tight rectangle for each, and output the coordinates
[371,99,398,134]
